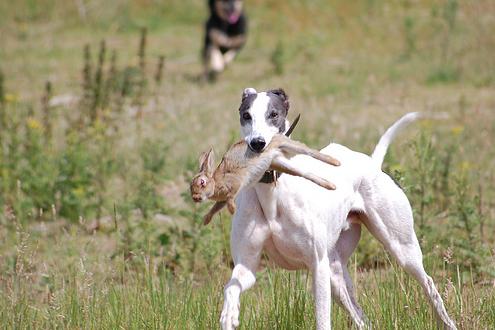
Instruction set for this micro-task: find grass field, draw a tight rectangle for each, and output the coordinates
[1,0,494,329]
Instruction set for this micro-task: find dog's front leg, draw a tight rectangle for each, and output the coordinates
[313,255,332,330]
[221,263,256,330]
[220,235,264,330]
[220,189,269,330]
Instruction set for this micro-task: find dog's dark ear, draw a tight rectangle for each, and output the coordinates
[270,88,289,113]
[242,87,257,101]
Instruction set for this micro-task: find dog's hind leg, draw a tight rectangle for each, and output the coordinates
[312,254,332,330]
[362,174,457,329]
[329,223,368,328]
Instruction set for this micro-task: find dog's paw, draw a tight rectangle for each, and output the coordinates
[220,292,240,330]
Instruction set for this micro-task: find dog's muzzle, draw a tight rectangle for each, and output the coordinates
[249,137,266,152]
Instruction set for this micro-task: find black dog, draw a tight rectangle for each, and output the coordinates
[203,0,247,81]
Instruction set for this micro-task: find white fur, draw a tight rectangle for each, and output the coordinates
[371,111,422,167]
[243,87,257,96]
[220,100,457,330]
[241,92,280,146]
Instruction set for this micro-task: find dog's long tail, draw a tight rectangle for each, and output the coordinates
[371,112,422,168]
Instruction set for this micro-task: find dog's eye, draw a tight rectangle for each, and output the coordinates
[242,113,251,121]
[269,112,278,119]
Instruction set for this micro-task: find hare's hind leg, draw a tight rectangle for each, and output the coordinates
[271,156,336,190]
[278,139,340,166]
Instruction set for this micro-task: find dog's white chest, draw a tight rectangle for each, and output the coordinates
[255,177,345,268]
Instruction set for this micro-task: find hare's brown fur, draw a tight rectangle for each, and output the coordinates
[190,134,340,225]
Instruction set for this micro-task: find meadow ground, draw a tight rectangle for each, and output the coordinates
[0,1,494,328]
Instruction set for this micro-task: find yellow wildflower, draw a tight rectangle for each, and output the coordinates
[26,117,42,130]
[451,125,464,136]
[73,187,85,198]
[4,93,18,103]
[460,161,471,172]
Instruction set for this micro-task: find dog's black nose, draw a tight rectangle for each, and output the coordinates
[250,137,266,152]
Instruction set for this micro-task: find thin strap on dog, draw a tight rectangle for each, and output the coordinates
[259,114,301,184]
[285,114,300,137]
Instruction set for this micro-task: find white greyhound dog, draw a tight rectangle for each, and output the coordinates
[219,87,457,330]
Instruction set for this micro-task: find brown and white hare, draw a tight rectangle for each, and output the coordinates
[190,134,340,225]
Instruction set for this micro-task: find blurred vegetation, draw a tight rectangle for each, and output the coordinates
[0,0,494,328]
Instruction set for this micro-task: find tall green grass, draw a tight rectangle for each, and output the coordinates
[1,238,494,329]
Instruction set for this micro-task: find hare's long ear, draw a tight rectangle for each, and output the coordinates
[198,148,215,176]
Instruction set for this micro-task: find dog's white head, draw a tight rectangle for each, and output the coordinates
[239,88,290,152]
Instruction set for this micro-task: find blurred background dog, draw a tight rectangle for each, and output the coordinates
[203,0,247,81]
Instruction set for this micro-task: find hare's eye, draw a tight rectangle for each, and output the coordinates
[200,178,206,187]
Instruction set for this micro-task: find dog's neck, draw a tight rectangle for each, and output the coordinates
[258,114,300,184]
[253,181,280,222]
[259,170,280,184]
